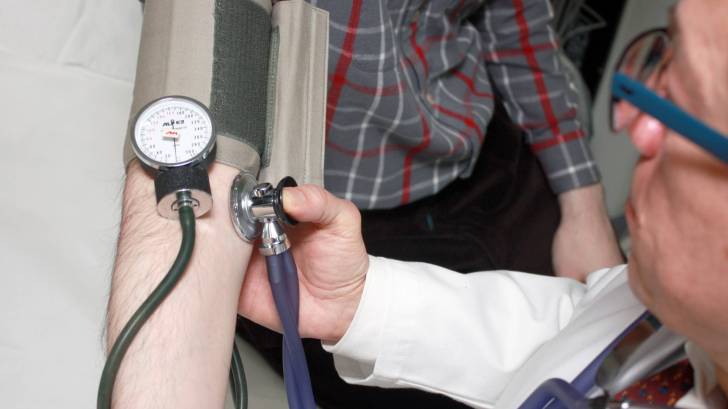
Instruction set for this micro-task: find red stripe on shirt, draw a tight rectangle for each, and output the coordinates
[424,33,455,46]
[432,103,483,138]
[520,108,577,129]
[531,130,585,152]
[453,70,495,99]
[402,8,434,200]
[449,0,468,23]
[483,42,556,60]
[343,79,405,97]
[463,66,485,143]
[326,140,406,158]
[402,108,431,204]
[464,63,485,143]
[512,0,561,138]
[409,20,429,78]
[325,1,363,137]
[327,134,467,159]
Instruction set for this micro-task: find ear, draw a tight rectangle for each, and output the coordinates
[630,114,667,158]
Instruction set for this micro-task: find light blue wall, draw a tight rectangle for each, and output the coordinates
[591,0,678,218]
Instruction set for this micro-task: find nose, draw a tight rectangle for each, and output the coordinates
[628,113,666,158]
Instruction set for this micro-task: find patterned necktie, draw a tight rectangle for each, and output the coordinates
[613,360,695,406]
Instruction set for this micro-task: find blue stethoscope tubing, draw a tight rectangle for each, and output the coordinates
[518,311,650,409]
[266,250,317,409]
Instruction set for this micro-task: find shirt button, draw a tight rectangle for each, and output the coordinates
[425,92,436,104]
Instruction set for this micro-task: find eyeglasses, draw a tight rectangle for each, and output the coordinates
[611,28,728,164]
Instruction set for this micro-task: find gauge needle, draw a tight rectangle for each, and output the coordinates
[170,119,178,161]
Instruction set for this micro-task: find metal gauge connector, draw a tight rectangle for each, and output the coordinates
[131,96,216,218]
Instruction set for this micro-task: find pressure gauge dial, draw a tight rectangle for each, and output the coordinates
[131,96,216,219]
[132,96,216,170]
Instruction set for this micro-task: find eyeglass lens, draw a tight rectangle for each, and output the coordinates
[612,30,672,132]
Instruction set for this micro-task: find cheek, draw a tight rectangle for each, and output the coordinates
[626,255,651,308]
[632,195,728,341]
[647,247,728,349]
[627,221,664,310]
[630,229,695,332]
[627,168,687,314]
[629,134,728,352]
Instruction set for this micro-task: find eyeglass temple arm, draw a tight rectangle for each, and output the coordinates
[612,73,728,164]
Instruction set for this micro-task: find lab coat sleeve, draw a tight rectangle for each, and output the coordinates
[323,256,625,408]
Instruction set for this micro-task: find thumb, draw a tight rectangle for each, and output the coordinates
[282,185,360,228]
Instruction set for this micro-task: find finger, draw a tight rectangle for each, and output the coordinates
[282,185,360,228]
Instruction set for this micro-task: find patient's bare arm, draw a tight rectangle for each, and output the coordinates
[553,184,623,281]
[107,160,251,409]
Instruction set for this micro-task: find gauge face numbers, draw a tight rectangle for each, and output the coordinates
[132,97,215,168]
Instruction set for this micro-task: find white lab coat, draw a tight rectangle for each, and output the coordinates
[323,257,726,408]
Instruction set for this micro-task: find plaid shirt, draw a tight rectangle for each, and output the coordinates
[308,0,599,209]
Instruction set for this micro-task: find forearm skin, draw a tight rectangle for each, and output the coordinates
[107,161,251,409]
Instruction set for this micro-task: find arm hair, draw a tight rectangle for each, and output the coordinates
[106,160,252,408]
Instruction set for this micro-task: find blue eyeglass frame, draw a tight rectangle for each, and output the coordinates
[611,32,728,164]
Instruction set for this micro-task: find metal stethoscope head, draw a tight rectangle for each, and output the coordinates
[229,171,298,255]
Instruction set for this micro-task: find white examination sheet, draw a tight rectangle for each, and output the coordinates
[0,1,288,408]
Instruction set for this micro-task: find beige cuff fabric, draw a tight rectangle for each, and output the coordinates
[123,0,327,187]
[259,0,328,186]
[123,0,221,169]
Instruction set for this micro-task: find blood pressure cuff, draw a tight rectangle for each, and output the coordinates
[123,0,328,186]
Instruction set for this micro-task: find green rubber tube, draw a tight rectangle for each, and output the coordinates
[230,339,248,409]
[97,200,248,409]
[97,205,196,409]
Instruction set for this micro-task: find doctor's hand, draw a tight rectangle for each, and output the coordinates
[552,184,624,281]
[237,185,368,343]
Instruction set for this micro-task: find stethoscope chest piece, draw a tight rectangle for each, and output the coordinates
[230,171,262,241]
[230,172,298,247]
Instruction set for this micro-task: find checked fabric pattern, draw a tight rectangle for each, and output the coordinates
[614,360,695,407]
[304,0,600,209]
